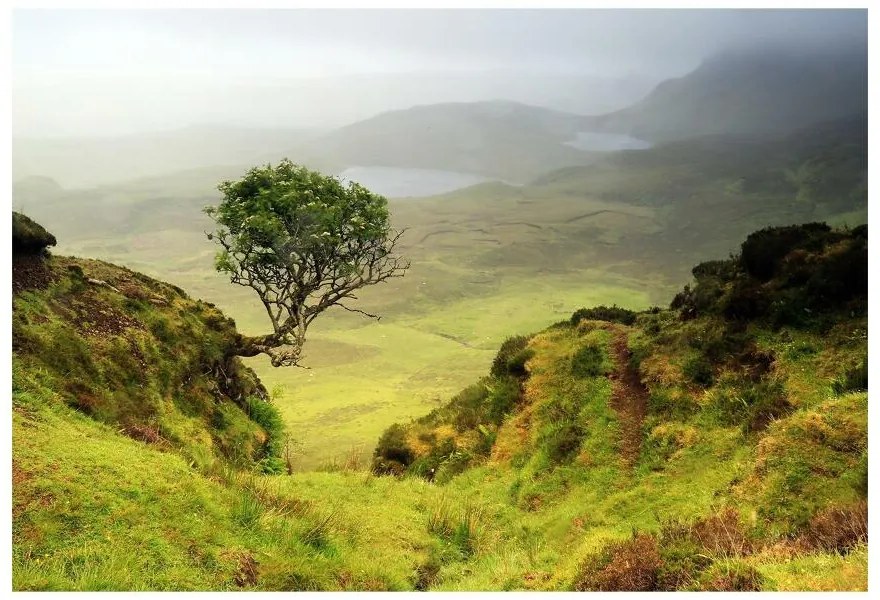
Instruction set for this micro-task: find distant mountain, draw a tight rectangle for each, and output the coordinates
[585,44,868,142]
[292,101,596,183]
[12,125,323,189]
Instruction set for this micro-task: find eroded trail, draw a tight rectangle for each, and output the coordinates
[607,327,648,468]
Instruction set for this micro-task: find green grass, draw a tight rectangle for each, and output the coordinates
[13,232,868,590]
[18,118,863,471]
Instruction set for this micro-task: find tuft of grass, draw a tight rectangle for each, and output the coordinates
[426,497,485,559]
[231,491,264,529]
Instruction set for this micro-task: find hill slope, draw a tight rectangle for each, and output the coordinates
[293,101,596,182]
[373,223,868,590]
[13,219,867,590]
[584,45,868,142]
[11,114,866,469]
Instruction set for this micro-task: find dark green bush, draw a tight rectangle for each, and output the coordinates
[691,258,739,281]
[12,212,57,255]
[570,305,637,326]
[682,355,714,387]
[721,281,766,321]
[674,224,866,328]
[571,344,607,378]
[435,449,475,484]
[806,235,868,305]
[372,423,415,475]
[672,259,739,319]
[740,222,830,281]
[540,420,584,465]
[486,376,522,425]
[505,348,535,377]
[490,335,533,378]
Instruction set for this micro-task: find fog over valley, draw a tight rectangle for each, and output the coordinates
[10,7,871,592]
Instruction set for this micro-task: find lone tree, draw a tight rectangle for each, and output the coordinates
[205,160,409,367]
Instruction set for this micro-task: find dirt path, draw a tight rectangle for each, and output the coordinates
[607,327,649,468]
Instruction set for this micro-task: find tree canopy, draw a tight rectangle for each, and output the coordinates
[205,160,408,367]
[12,211,57,256]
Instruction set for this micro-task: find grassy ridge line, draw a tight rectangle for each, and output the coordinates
[368,224,867,590]
[14,117,864,469]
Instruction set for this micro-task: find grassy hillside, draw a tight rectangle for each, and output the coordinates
[13,221,867,590]
[11,251,284,473]
[584,45,867,142]
[372,223,868,590]
[11,115,866,468]
[293,101,597,182]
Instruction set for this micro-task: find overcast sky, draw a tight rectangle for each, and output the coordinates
[12,9,868,137]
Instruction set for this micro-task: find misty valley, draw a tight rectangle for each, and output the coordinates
[337,166,498,198]
[10,8,870,593]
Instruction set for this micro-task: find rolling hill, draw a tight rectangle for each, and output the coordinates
[291,100,598,182]
[13,218,868,590]
[11,114,866,468]
[583,44,868,142]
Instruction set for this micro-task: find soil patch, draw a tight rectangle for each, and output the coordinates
[12,256,56,295]
[607,327,649,468]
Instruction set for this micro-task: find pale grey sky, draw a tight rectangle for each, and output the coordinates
[12,9,868,136]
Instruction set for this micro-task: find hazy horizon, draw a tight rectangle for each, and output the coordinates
[13,8,867,138]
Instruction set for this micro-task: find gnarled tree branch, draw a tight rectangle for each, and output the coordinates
[206,160,410,367]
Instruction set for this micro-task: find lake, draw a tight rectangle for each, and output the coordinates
[564,131,652,152]
[338,166,495,198]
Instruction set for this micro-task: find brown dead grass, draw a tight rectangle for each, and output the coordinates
[574,534,662,591]
[798,500,868,554]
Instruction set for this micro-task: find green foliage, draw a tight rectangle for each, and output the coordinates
[426,498,483,559]
[570,344,608,378]
[12,211,57,255]
[485,376,522,425]
[655,527,713,590]
[247,397,286,474]
[746,393,866,535]
[645,387,699,420]
[672,224,867,329]
[570,304,637,326]
[204,159,407,367]
[490,335,533,378]
[711,378,791,432]
[231,491,264,528]
[12,256,274,473]
[740,222,831,281]
[682,355,714,387]
[695,561,763,591]
[411,552,442,591]
[371,424,414,475]
[538,420,585,465]
[832,356,867,394]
